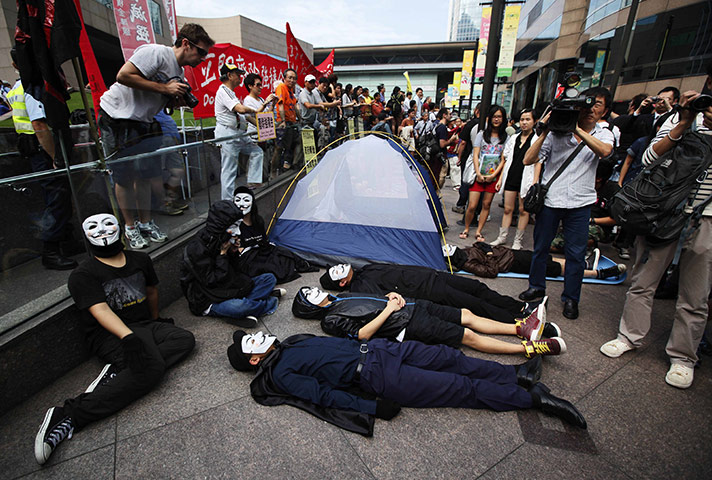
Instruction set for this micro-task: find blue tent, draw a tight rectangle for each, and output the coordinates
[270,135,448,270]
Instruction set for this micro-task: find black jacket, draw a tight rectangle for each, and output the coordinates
[250,334,375,436]
[350,264,442,299]
[321,293,416,340]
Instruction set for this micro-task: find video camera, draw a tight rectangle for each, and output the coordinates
[539,72,595,134]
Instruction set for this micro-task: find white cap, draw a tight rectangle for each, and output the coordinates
[304,74,317,83]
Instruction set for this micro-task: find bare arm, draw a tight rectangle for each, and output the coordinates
[357,297,402,341]
[574,126,613,158]
[88,303,133,339]
[146,285,159,320]
[523,131,548,165]
[31,119,56,162]
[618,153,634,187]
[116,61,187,97]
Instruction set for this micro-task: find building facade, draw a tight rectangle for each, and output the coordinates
[447,0,483,42]
[508,0,711,113]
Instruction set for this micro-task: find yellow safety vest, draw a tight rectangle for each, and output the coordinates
[7,81,35,134]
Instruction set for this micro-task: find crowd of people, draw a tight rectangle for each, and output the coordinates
[21,20,711,467]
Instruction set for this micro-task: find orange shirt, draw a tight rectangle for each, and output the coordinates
[275,83,297,123]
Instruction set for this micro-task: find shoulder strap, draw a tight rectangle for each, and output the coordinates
[543,142,586,188]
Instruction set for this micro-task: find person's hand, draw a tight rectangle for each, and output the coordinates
[164,80,189,97]
[636,96,653,114]
[277,121,285,128]
[220,241,232,256]
[702,106,712,131]
[121,333,147,373]
[495,180,502,191]
[475,173,484,183]
[386,292,406,308]
[385,296,403,312]
[264,93,277,104]
[678,90,701,125]
[659,96,672,112]
[540,110,551,126]
[375,399,401,420]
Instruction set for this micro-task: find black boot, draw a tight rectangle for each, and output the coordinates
[516,355,542,389]
[530,383,587,429]
[42,242,78,270]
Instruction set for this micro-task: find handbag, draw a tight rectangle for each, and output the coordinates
[523,142,585,214]
[462,154,475,185]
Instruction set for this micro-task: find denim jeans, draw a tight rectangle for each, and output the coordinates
[216,125,264,199]
[207,273,278,319]
[529,205,590,302]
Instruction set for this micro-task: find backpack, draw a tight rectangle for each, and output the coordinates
[609,131,712,261]
[418,130,442,165]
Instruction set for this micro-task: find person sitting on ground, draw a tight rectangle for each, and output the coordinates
[443,243,626,280]
[230,186,318,283]
[293,286,565,357]
[180,200,284,327]
[35,212,196,465]
[319,263,549,331]
[227,331,587,436]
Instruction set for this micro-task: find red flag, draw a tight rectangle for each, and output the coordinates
[112,0,156,61]
[285,23,333,85]
[73,0,106,109]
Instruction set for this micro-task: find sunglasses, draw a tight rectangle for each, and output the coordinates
[186,39,208,58]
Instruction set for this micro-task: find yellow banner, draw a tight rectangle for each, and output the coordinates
[460,50,474,97]
[497,5,521,77]
[475,6,491,78]
[302,129,318,173]
[403,71,413,93]
[453,72,462,97]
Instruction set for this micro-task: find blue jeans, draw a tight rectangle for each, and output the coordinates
[529,205,590,302]
[207,273,278,319]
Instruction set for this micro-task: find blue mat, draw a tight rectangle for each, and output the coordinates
[458,255,627,285]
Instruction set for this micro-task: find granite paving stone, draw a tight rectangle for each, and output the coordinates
[15,445,115,480]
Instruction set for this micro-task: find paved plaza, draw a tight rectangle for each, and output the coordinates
[1,178,710,480]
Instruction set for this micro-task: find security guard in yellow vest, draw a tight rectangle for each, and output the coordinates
[9,48,77,270]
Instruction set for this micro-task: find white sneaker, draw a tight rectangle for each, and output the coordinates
[600,338,634,358]
[139,220,167,243]
[125,225,149,249]
[665,363,693,389]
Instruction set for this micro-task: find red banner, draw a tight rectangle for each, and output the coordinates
[161,0,178,42]
[184,43,288,119]
[285,22,333,85]
[112,0,156,61]
[73,0,106,109]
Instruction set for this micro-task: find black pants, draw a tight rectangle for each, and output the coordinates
[64,321,195,430]
[434,273,526,324]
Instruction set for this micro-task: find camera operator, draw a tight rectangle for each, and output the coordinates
[519,87,615,319]
[98,23,214,249]
[600,65,712,389]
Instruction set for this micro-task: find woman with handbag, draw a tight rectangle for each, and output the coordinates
[491,109,540,249]
[460,106,508,241]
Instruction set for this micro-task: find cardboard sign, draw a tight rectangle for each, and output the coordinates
[256,112,276,141]
[302,129,318,173]
[347,118,355,136]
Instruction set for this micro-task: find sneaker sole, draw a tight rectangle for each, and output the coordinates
[553,336,567,354]
[538,296,548,325]
[665,371,693,389]
[233,316,258,328]
[35,407,55,465]
[85,364,112,393]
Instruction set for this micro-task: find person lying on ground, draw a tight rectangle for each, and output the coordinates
[443,243,626,280]
[35,212,195,465]
[227,331,587,437]
[180,200,285,328]
[292,286,564,358]
[319,262,545,329]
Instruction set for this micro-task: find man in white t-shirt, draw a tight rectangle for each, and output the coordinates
[98,23,214,249]
[242,73,277,185]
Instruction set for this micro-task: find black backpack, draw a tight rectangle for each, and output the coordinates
[418,130,442,165]
[610,131,712,258]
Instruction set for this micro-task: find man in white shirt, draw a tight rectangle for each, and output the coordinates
[99,23,214,248]
[242,73,277,184]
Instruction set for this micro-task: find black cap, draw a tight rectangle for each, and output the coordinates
[292,287,329,320]
[319,268,342,290]
[227,330,253,371]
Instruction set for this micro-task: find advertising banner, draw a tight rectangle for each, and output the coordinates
[496,5,521,77]
[161,0,178,42]
[591,50,607,86]
[475,6,491,78]
[460,50,474,97]
[184,43,287,119]
[112,0,156,61]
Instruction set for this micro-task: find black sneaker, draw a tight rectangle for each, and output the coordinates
[35,407,74,465]
[233,315,258,328]
[85,364,118,393]
[597,264,627,279]
[271,288,287,298]
[542,322,561,338]
[618,247,631,260]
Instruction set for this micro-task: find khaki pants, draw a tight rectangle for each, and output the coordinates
[617,217,712,367]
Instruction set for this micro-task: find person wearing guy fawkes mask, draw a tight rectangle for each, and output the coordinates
[230,186,318,283]
[226,329,586,437]
[34,212,196,465]
[180,199,284,326]
[292,286,566,358]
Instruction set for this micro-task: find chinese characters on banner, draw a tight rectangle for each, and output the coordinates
[184,43,287,119]
[286,22,334,85]
[496,5,521,77]
[475,7,491,78]
[112,0,156,61]
[256,112,276,141]
[460,50,474,97]
[302,129,318,173]
[161,0,178,42]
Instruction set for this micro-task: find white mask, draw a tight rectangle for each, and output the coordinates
[442,244,457,257]
[234,193,253,214]
[227,220,242,244]
[241,331,277,354]
[328,264,351,281]
[82,214,120,247]
[303,287,328,306]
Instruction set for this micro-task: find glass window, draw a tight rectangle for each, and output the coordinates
[149,0,163,37]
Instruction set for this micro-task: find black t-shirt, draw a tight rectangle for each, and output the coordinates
[435,123,449,142]
[239,222,266,249]
[505,133,533,190]
[68,251,158,339]
[591,181,621,219]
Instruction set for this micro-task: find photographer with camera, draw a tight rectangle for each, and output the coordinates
[600,65,712,390]
[519,87,615,319]
[98,23,214,249]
